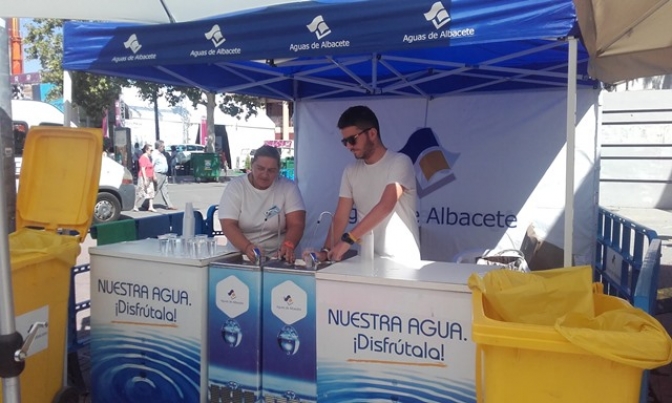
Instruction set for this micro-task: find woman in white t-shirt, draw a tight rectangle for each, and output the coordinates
[218,145,306,263]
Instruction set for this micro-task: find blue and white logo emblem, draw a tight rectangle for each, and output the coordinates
[424,2,451,30]
[399,128,459,198]
[123,34,142,54]
[205,24,226,48]
[307,15,331,40]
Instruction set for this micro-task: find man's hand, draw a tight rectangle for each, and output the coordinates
[329,241,351,261]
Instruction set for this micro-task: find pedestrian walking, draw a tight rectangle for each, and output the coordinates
[152,140,177,210]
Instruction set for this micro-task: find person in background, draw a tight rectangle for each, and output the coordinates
[219,149,229,177]
[132,142,142,177]
[218,145,306,263]
[319,105,420,262]
[132,143,157,212]
[152,140,176,210]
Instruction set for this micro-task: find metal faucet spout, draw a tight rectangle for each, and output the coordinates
[317,211,335,260]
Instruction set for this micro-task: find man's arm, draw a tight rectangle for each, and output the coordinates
[350,183,402,239]
[329,183,403,261]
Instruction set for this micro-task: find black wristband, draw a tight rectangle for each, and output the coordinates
[341,232,355,245]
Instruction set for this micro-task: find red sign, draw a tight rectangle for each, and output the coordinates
[264,140,293,148]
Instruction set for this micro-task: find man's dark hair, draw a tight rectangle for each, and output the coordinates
[252,145,281,168]
[337,105,381,139]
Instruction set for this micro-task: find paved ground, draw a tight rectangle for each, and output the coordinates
[67,202,672,402]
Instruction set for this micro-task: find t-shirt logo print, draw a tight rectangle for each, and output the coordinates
[205,24,226,48]
[307,15,331,40]
[424,1,451,30]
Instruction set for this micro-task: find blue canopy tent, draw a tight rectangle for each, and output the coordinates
[62,0,596,263]
[63,0,593,98]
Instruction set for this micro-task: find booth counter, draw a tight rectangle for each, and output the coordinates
[315,257,496,403]
[89,239,228,403]
[89,240,495,403]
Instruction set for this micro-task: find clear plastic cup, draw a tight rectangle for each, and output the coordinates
[165,233,177,255]
[186,237,197,258]
[195,234,208,258]
[174,236,186,256]
[207,237,217,257]
[158,235,170,255]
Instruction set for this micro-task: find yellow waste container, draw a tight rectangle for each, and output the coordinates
[470,267,672,403]
[1,127,102,402]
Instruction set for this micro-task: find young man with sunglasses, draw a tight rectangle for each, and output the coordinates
[320,105,420,262]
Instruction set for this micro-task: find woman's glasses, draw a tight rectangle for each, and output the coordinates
[341,128,371,147]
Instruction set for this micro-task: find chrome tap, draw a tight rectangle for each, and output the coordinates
[303,211,335,269]
[317,211,335,255]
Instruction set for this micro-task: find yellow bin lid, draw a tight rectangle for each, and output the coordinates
[16,126,103,239]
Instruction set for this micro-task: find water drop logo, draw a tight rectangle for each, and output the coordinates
[424,2,451,30]
[306,15,331,40]
[277,325,300,355]
[123,34,142,54]
[204,24,226,48]
[221,319,243,347]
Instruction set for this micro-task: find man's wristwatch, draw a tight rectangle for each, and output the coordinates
[341,232,357,245]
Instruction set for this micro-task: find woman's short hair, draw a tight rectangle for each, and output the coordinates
[252,145,281,168]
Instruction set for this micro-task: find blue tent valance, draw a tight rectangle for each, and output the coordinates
[63,0,593,99]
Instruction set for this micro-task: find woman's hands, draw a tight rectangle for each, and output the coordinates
[243,242,259,263]
[278,240,296,264]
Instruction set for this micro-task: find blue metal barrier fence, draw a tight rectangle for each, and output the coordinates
[595,207,659,304]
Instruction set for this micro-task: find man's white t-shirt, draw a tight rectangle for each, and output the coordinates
[219,175,305,255]
[151,149,168,174]
[339,150,420,260]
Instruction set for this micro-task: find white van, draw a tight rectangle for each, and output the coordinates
[12,100,135,224]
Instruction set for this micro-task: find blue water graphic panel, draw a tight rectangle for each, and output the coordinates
[91,325,200,403]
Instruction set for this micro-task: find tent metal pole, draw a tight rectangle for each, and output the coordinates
[63,70,73,127]
[0,18,22,403]
[564,37,578,267]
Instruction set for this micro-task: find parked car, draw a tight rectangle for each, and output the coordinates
[94,156,136,224]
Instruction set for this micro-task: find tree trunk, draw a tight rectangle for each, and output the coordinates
[153,91,160,141]
[206,93,216,153]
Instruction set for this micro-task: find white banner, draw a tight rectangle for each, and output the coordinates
[316,279,475,402]
[296,89,600,263]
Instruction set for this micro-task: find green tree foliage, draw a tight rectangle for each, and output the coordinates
[23,19,128,125]
[133,83,260,120]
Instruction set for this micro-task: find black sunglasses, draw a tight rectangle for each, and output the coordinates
[341,128,371,147]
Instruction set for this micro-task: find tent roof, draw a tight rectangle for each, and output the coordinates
[62,0,595,99]
[1,0,303,23]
